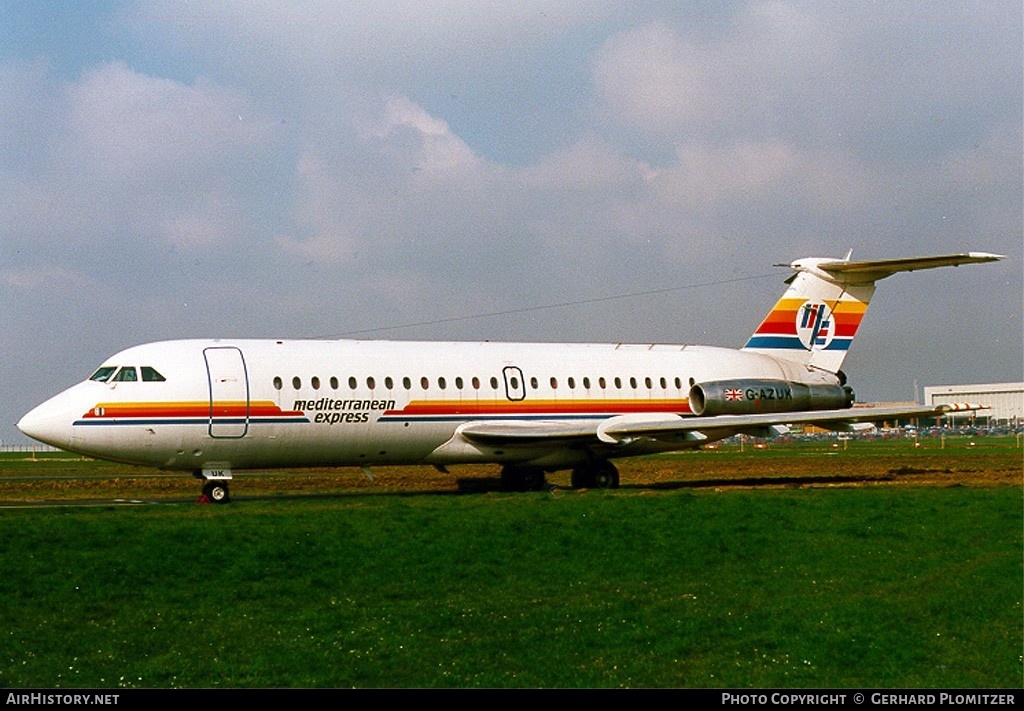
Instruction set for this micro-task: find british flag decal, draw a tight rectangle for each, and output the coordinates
[724,388,744,401]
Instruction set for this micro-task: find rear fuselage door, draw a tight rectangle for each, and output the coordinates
[204,346,249,438]
[502,366,526,401]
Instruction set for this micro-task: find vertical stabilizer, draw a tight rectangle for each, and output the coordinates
[742,252,1003,373]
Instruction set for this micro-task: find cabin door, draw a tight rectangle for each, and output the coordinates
[204,346,250,438]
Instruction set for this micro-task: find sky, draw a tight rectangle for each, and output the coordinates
[2,1,1021,444]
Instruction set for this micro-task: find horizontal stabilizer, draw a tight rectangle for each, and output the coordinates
[785,252,1005,284]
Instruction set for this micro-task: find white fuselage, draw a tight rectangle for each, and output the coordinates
[17,252,1002,494]
[18,338,837,472]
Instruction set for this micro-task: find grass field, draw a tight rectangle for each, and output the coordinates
[0,435,1020,688]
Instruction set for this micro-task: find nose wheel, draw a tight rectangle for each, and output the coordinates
[201,481,231,503]
[195,468,233,504]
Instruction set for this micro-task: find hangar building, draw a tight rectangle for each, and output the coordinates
[923,382,1024,425]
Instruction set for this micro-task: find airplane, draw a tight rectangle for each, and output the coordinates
[17,251,1001,502]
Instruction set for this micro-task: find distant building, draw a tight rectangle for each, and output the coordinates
[923,382,1024,425]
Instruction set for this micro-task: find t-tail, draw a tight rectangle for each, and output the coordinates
[742,251,1004,374]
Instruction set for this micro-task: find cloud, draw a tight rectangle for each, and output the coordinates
[592,22,713,134]
[1,60,276,257]
[1,265,79,291]
[592,3,1021,163]
[592,6,833,142]
[277,94,499,266]
[67,63,265,179]
[276,153,359,265]
[369,96,484,178]
[128,0,606,74]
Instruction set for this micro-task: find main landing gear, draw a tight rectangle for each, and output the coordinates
[570,460,620,490]
[500,461,621,492]
[500,465,547,492]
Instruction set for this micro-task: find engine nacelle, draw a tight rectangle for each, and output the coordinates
[689,379,854,416]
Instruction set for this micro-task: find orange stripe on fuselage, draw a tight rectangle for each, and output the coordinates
[81,401,301,418]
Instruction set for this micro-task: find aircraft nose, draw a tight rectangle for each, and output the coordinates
[17,399,73,450]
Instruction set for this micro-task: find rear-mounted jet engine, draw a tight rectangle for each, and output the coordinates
[689,379,854,416]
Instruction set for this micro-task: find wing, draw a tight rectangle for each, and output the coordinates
[455,403,985,447]
[592,403,985,444]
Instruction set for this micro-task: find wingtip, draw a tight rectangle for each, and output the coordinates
[937,403,989,413]
[966,251,1005,261]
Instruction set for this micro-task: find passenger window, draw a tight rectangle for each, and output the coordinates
[90,366,117,382]
[141,367,166,382]
[112,367,138,382]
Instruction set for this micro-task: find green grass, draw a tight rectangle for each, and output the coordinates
[0,485,1020,688]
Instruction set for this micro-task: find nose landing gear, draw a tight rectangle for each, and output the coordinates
[194,467,232,504]
[200,480,231,503]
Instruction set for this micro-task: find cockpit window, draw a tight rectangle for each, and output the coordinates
[141,366,166,382]
[90,365,165,383]
[89,366,118,382]
[111,367,138,382]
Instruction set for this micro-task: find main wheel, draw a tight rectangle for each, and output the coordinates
[500,465,547,492]
[571,466,594,489]
[592,461,620,489]
[571,461,619,489]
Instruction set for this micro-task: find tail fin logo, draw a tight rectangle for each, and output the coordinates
[796,301,835,351]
